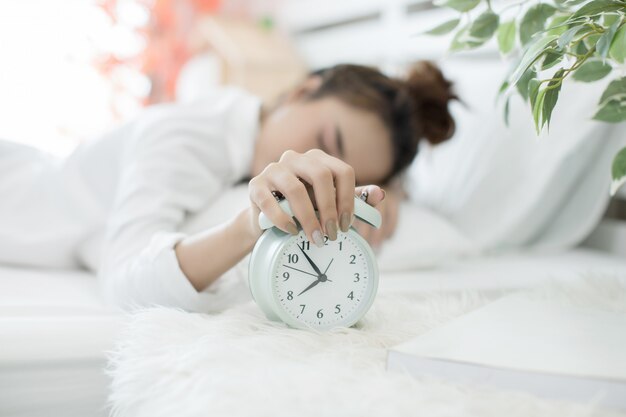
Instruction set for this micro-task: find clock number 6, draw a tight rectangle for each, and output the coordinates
[317,309,324,319]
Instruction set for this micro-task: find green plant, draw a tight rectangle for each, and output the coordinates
[425,0,626,194]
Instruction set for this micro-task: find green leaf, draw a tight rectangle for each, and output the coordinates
[508,34,559,89]
[584,33,602,49]
[598,76,626,103]
[546,15,571,36]
[597,20,621,59]
[499,80,510,95]
[503,97,511,126]
[563,0,591,5]
[519,4,557,46]
[541,51,562,69]
[424,18,461,35]
[610,146,626,196]
[575,39,589,54]
[602,13,621,27]
[557,25,585,49]
[609,25,626,63]
[450,25,485,51]
[542,69,565,129]
[529,78,541,110]
[570,0,626,21]
[517,68,537,100]
[572,60,613,82]
[593,77,626,122]
[594,99,626,122]
[434,0,481,12]
[497,20,517,55]
[532,86,547,133]
[469,11,500,40]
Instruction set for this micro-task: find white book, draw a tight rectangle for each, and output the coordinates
[386,293,626,410]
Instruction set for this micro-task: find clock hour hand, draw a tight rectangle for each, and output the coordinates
[298,278,321,296]
[297,244,323,277]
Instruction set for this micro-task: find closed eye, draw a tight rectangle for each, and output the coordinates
[317,131,330,155]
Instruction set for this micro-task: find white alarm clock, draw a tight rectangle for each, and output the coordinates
[248,195,381,330]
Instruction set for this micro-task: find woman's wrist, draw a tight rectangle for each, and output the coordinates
[175,208,263,292]
[235,206,263,252]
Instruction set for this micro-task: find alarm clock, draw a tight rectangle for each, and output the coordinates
[248,195,382,330]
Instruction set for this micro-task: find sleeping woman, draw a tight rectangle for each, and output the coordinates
[0,61,457,311]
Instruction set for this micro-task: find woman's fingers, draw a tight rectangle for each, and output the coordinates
[354,185,385,208]
[310,150,355,233]
[280,151,339,242]
[354,185,387,249]
[266,163,324,247]
[248,175,298,235]
[249,150,359,246]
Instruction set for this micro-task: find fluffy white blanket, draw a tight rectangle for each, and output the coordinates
[107,277,626,417]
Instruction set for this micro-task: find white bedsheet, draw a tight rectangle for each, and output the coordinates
[1,248,626,417]
[0,266,125,417]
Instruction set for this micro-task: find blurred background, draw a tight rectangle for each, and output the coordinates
[0,0,487,156]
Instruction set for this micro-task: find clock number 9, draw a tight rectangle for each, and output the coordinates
[283,271,290,281]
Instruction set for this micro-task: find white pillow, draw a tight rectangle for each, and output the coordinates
[180,185,250,235]
[181,185,478,272]
[408,58,626,252]
[376,202,478,272]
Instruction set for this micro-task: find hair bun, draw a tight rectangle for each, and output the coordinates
[404,61,457,145]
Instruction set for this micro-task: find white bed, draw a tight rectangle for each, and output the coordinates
[1,247,625,417]
[0,266,124,417]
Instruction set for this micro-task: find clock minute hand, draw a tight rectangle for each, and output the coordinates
[283,264,318,278]
[297,244,323,277]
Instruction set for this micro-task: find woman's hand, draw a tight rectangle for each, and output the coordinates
[247,149,384,247]
[353,181,403,250]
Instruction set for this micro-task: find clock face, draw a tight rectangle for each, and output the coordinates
[271,230,375,329]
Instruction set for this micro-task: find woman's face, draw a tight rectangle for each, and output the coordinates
[251,94,394,185]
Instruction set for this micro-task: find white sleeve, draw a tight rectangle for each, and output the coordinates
[97,118,237,312]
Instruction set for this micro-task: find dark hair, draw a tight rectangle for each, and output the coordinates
[307,61,458,184]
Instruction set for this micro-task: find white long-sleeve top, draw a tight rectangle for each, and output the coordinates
[0,87,261,312]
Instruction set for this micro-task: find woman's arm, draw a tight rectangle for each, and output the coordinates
[174,207,260,292]
[174,149,388,293]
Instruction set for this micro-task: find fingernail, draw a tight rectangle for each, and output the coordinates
[325,219,338,241]
[339,212,351,232]
[286,222,299,235]
[381,188,386,199]
[312,230,324,247]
